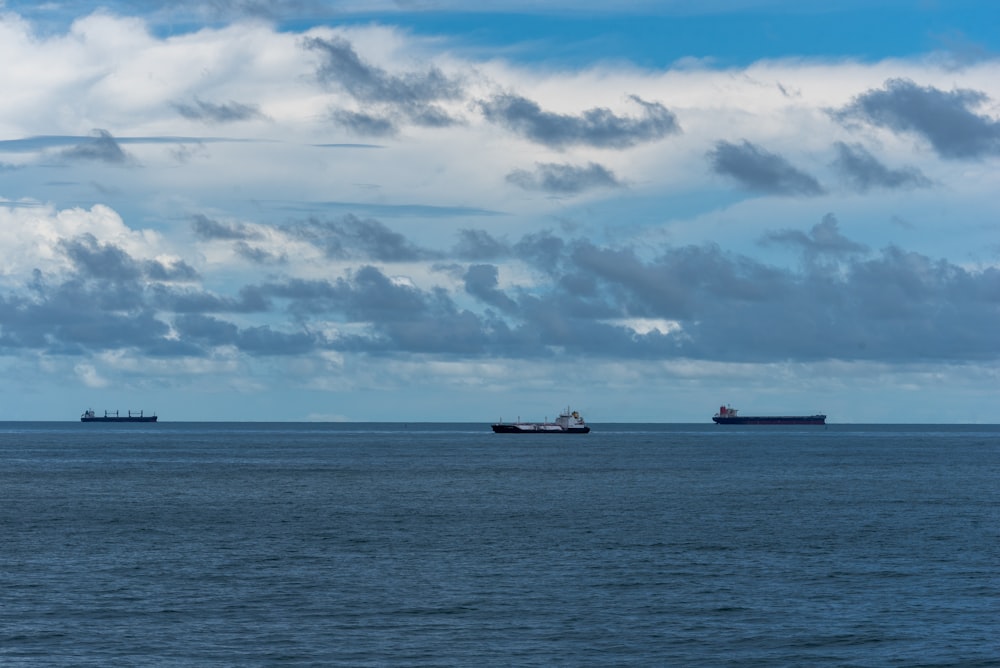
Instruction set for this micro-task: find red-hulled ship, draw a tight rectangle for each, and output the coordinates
[712,405,825,425]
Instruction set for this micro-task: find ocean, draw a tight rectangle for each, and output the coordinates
[1,422,998,666]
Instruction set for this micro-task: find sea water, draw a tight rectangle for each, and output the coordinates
[1,422,998,666]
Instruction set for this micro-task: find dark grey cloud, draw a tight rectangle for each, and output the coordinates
[305,36,460,103]
[191,214,285,264]
[762,213,869,258]
[7,216,1000,365]
[237,325,321,355]
[512,231,568,276]
[835,78,1000,159]
[830,245,1000,366]
[143,258,200,282]
[244,270,426,324]
[247,269,521,356]
[405,103,459,128]
[172,313,239,345]
[832,142,932,192]
[0,281,169,354]
[304,35,464,134]
[568,240,789,319]
[341,265,428,320]
[559,235,1000,362]
[708,140,824,196]
[54,309,170,351]
[59,234,141,281]
[452,229,510,261]
[234,241,287,265]
[173,314,322,355]
[329,110,398,137]
[374,222,996,363]
[285,214,438,261]
[172,98,265,123]
[59,234,198,283]
[60,129,131,164]
[478,93,679,149]
[0,262,310,358]
[463,264,517,312]
[506,162,622,194]
[151,285,269,313]
[191,214,260,241]
[342,268,506,355]
[256,277,342,310]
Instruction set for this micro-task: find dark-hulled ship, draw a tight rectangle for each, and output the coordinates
[712,405,825,425]
[81,409,158,423]
[492,407,590,434]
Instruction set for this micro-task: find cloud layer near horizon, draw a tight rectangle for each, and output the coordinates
[3,204,998,366]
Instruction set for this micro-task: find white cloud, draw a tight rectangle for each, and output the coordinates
[74,363,108,388]
[603,318,683,336]
[0,203,152,279]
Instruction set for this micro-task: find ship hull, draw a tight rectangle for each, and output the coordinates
[492,424,590,434]
[713,415,825,425]
[81,416,158,423]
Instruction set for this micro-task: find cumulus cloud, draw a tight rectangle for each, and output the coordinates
[835,78,1000,159]
[477,93,680,149]
[832,142,932,192]
[506,162,622,194]
[708,140,824,196]
[558,234,1000,362]
[59,234,198,283]
[4,213,1000,365]
[59,234,142,281]
[0,283,172,354]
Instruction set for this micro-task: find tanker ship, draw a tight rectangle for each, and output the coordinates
[492,407,590,434]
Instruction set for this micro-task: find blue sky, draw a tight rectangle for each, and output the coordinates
[1,1,999,422]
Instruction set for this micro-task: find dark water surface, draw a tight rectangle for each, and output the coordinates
[2,422,998,666]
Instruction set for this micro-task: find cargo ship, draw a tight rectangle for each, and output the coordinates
[712,405,825,425]
[492,407,590,434]
[81,409,158,423]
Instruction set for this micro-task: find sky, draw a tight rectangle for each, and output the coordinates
[1,0,999,423]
